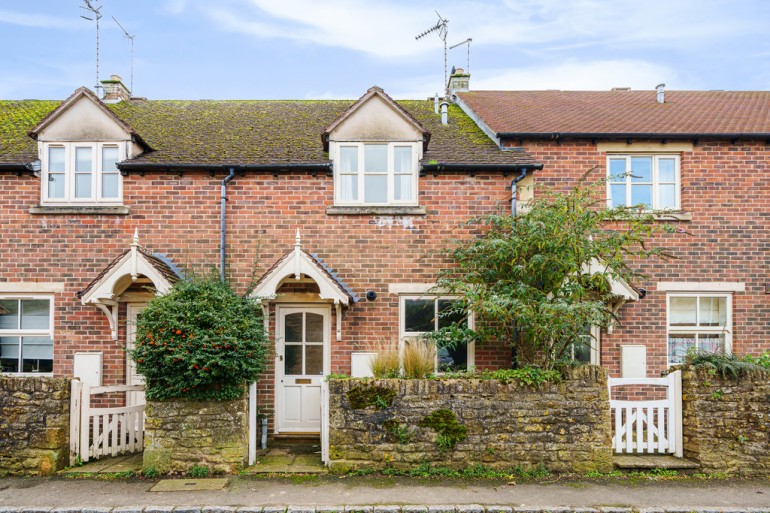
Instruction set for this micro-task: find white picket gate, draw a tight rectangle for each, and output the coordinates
[608,370,683,457]
[70,381,146,464]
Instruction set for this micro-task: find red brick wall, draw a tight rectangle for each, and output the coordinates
[510,138,770,377]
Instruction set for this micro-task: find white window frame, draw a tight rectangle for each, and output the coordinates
[333,142,419,206]
[41,142,124,205]
[398,295,475,372]
[666,292,732,366]
[0,294,55,376]
[606,154,681,211]
[567,325,601,365]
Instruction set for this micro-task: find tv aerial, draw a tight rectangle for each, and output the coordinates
[80,0,103,93]
[450,38,472,74]
[113,16,136,94]
[415,11,449,97]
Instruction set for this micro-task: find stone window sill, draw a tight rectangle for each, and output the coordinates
[326,206,427,216]
[29,205,130,215]
[612,211,692,222]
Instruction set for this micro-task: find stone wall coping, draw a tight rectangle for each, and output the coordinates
[0,507,767,513]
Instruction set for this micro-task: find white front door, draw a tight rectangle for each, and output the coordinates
[276,306,330,433]
[126,304,146,407]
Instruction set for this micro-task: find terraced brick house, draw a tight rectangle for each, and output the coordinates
[0,72,767,439]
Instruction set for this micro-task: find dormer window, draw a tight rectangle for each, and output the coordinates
[42,143,124,204]
[334,142,418,205]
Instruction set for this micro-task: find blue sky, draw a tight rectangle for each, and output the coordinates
[1,0,769,100]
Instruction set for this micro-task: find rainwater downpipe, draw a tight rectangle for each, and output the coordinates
[510,168,528,216]
[220,167,236,282]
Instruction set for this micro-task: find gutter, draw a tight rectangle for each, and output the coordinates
[220,167,236,283]
[0,162,35,175]
[420,162,543,176]
[496,131,770,142]
[117,162,333,175]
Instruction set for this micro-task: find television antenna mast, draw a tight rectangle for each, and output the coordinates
[112,16,135,94]
[415,11,449,97]
[450,38,472,73]
[80,0,103,93]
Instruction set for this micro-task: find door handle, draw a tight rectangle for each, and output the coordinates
[278,355,283,361]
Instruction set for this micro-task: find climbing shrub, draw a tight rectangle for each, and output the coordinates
[131,274,269,401]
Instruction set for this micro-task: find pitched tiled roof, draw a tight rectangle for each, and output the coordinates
[0,91,538,169]
[458,90,770,138]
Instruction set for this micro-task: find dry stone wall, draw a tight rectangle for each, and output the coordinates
[682,368,770,476]
[0,376,71,475]
[143,396,248,474]
[328,366,613,473]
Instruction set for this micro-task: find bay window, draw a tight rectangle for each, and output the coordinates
[43,143,123,204]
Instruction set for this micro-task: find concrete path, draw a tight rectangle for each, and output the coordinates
[1,475,769,511]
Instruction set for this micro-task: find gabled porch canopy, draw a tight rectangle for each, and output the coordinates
[251,231,358,341]
[77,230,182,339]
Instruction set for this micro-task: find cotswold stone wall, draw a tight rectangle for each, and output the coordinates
[0,376,71,475]
[328,366,612,473]
[682,368,770,476]
[143,397,248,474]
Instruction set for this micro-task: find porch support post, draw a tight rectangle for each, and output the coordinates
[335,302,342,341]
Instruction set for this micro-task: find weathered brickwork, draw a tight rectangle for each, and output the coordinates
[143,396,248,474]
[681,368,770,476]
[0,376,70,475]
[516,139,770,377]
[327,366,613,473]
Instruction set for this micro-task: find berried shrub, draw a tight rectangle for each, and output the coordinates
[131,274,269,401]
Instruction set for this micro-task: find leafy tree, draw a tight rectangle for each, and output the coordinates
[433,173,676,370]
[131,274,269,400]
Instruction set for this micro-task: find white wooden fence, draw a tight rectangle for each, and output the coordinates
[70,381,146,464]
[608,370,682,457]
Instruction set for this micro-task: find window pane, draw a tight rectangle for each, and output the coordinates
[339,147,358,173]
[608,158,626,182]
[699,297,727,327]
[20,300,50,330]
[610,184,626,207]
[0,336,19,372]
[49,147,65,172]
[631,184,652,207]
[339,175,358,201]
[284,313,302,342]
[21,336,53,373]
[75,174,92,198]
[102,146,119,172]
[0,300,19,329]
[394,146,412,173]
[75,147,92,172]
[48,173,65,199]
[364,144,387,173]
[102,174,119,199]
[405,299,435,332]
[698,333,724,353]
[658,184,676,209]
[306,313,324,343]
[571,340,592,363]
[364,175,387,203]
[670,297,697,326]
[630,156,652,182]
[669,334,695,364]
[439,342,468,372]
[658,158,676,182]
[394,175,413,201]
[437,299,466,329]
[305,345,323,375]
[284,344,302,375]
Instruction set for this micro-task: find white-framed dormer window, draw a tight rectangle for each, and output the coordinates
[0,296,54,375]
[399,295,474,372]
[334,142,419,205]
[42,142,123,204]
[667,292,732,365]
[607,154,680,210]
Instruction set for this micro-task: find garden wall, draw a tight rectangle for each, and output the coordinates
[328,366,613,473]
[682,368,770,477]
[0,376,71,475]
[143,396,248,474]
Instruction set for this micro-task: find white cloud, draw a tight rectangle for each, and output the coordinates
[0,9,75,29]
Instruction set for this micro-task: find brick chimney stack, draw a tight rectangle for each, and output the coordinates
[101,75,131,103]
[447,67,470,101]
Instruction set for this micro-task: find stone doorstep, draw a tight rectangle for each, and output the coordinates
[2,508,770,513]
[149,478,230,492]
[612,454,701,470]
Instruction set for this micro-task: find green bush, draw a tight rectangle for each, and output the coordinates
[131,274,269,401]
[188,464,209,478]
[685,349,769,379]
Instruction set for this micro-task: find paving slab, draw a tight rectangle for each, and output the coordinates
[150,480,230,492]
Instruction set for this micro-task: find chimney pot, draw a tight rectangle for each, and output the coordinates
[440,101,449,125]
[434,93,439,114]
[656,83,666,104]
